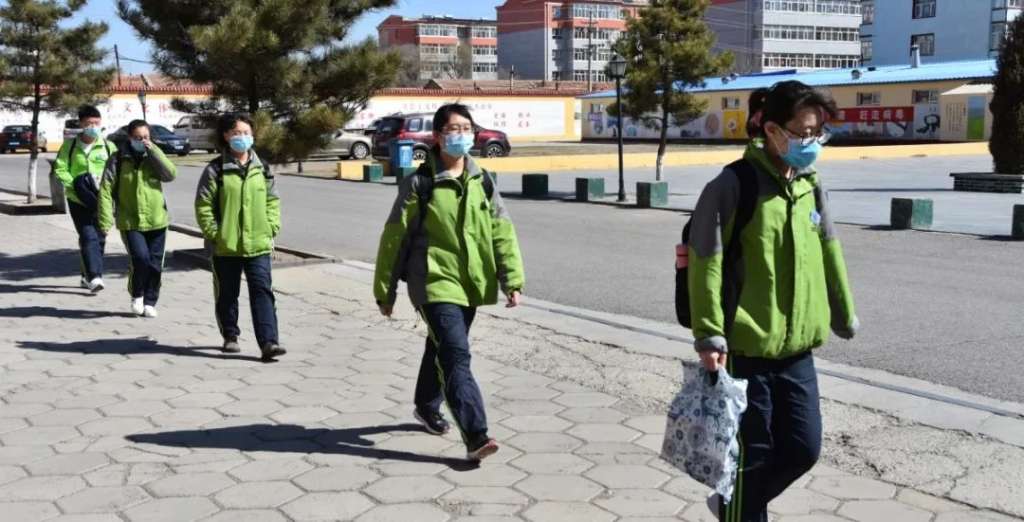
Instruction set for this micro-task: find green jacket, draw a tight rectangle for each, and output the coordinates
[194,152,281,258]
[688,142,858,359]
[373,152,525,308]
[97,146,177,233]
[54,137,117,206]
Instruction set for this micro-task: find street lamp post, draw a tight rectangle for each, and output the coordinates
[608,53,627,202]
[137,89,147,121]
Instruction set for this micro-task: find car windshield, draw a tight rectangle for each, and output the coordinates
[377,118,402,134]
[151,126,174,137]
[3,126,27,132]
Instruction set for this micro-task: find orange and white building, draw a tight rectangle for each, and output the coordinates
[378,15,499,81]
[496,0,649,82]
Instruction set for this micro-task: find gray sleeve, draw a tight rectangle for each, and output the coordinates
[813,175,838,241]
[688,167,740,258]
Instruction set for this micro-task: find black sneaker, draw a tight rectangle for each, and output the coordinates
[466,436,499,462]
[260,343,286,362]
[414,408,451,436]
[221,338,241,354]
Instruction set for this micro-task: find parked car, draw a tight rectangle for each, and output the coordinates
[107,124,192,156]
[313,129,371,160]
[63,119,83,141]
[371,113,511,161]
[172,115,218,152]
[362,118,381,136]
[0,125,47,153]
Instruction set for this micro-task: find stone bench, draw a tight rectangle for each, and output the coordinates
[575,178,605,202]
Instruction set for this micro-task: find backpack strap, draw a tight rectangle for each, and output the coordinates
[720,158,759,333]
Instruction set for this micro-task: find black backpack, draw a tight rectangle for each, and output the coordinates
[675,159,759,330]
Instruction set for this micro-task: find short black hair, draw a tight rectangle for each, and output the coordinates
[216,113,254,147]
[432,103,475,134]
[127,119,149,135]
[746,81,837,138]
[78,105,101,121]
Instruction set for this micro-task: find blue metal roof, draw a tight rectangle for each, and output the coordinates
[579,59,997,99]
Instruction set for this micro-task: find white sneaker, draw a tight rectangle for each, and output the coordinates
[131,298,145,316]
[80,277,90,289]
[88,277,104,293]
[142,306,158,318]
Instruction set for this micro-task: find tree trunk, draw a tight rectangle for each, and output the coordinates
[655,94,670,182]
[248,97,259,114]
[27,85,43,204]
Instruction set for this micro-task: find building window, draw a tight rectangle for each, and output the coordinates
[471,26,496,38]
[857,92,882,106]
[862,0,875,24]
[572,70,608,82]
[912,90,939,104]
[861,37,873,61]
[722,97,741,110]
[552,6,563,19]
[815,0,861,14]
[552,71,563,81]
[473,45,497,56]
[570,3,622,20]
[472,63,497,73]
[815,27,861,42]
[912,33,935,56]
[762,25,815,40]
[814,54,861,69]
[762,52,815,69]
[552,28,564,40]
[913,0,937,19]
[993,0,1023,7]
[992,22,1008,51]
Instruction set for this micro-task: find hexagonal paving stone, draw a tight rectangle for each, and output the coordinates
[150,408,223,428]
[0,418,28,434]
[0,475,86,501]
[0,403,53,418]
[441,486,530,505]
[269,407,336,424]
[661,477,712,503]
[557,408,628,424]
[809,476,897,500]
[46,514,125,521]
[509,453,594,475]
[771,487,841,515]
[553,392,618,408]
[491,401,565,417]
[0,501,61,521]
[28,408,101,427]
[147,472,236,497]
[357,503,451,522]
[292,467,381,491]
[523,502,616,522]
[443,465,527,487]
[78,417,153,437]
[0,445,55,465]
[0,426,80,446]
[168,393,234,409]
[25,453,109,476]
[500,416,572,433]
[218,400,285,417]
[506,433,583,453]
[100,401,171,417]
[567,424,641,443]
[586,465,670,489]
[364,476,453,502]
[837,500,933,522]
[595,489,686,517]
[281,492,375,521]
[58,486,151,513]
[215,481,302,509]
[0,465,27,486]
[229,459,313,481]
[122,497,218,522]
[496,387,560,401]
[200,510,287,522]
[516,475,604,502]
[230,385,297,400]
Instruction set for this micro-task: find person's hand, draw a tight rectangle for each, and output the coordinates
[506,290,522,308]
[699,350,727,372]
[378,303,393,317]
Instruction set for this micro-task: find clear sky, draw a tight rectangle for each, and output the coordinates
[73,0,503,75]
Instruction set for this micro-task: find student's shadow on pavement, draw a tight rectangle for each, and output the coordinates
[127,424,479,471]
[0,306,138,319]
[17,337,264,363]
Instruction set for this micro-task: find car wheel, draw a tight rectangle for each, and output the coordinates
[412,148,428,162]
[350,142,370,160]
[485,143,505,158]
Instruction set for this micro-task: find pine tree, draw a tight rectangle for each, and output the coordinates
[117,0,401,163]
[0,0,113,203]
[990,15,1024,174]
[610,0,732,181]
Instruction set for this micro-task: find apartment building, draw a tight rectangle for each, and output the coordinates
[378,15,499,81]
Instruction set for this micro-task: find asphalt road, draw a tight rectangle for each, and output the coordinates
[2,152,1023,402]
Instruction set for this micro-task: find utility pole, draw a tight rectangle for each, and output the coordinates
[586,11,595,92]
[114,45,121,86]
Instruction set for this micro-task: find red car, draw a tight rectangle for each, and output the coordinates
[0,125,48,153]
[372,113,512,161]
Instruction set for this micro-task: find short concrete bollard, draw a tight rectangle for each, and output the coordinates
[1013,205,1024,239]
[363,164,384,182]
[575,178,605,202]
[637,181,669,208]
[890,198,933,230]
[522,173,549,198]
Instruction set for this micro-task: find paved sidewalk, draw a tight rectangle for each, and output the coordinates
[0,213,1019,521]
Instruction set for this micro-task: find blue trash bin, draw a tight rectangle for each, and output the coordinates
[389,139,415,170]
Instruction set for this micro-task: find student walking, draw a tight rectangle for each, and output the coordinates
[54,105,117,292]
[687,81,858,522]
[194,113,284,362]
[97,120,177,317]
[373,103,525,462]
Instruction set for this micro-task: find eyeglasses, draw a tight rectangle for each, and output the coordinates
[780,125,832,146]
[442,125,474,135]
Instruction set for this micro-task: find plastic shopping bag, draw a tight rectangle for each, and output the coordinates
[660,366,748,502]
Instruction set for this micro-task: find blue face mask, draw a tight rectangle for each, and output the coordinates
[82,127,101,140]
[781,139,821,170]
[443,133,474,157]
[130,139,147,154]
[229,135,254,153]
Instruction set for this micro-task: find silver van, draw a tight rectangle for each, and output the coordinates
[173,115,218,153]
